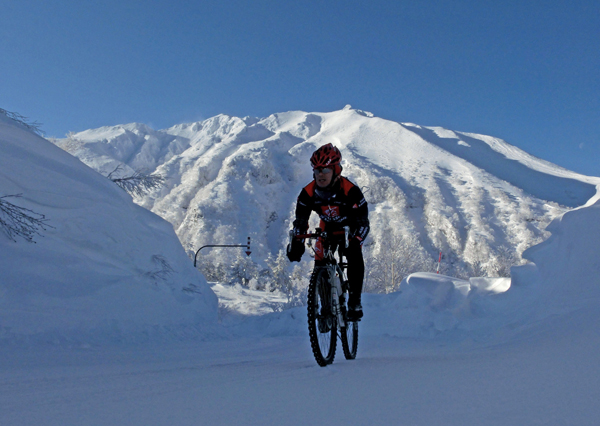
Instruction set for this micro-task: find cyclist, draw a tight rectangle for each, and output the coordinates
[287,143,370,320]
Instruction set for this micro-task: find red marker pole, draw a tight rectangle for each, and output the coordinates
[436,252,442,274]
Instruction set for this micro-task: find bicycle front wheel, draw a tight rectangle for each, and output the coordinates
[307,268,337,366]
[341,320,358,360]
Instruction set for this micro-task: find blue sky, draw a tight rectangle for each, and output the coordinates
[2,0,599,176]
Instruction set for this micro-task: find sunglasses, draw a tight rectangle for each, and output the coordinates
[314,167,333,174]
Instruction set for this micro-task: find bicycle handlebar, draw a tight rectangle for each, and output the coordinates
[290,226,350,249]
[294,230,344,239]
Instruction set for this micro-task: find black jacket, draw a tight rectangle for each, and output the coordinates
[293,176,370,241]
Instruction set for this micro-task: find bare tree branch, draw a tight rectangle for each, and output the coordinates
[0,108,45,136]
[0,194,52,243]
[143,255,174,282]
[107,165,165,197]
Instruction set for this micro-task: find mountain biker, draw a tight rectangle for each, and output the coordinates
[287,143,370,320]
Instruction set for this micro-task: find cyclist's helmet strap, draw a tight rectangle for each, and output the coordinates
[310,143,342,170]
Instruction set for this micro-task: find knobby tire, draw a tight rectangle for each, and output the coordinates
[307,268,337,366]
[341,320,358,360]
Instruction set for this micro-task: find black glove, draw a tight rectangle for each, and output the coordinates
[292,222,307,237]
[287,239,305,262]
[350,220,370,243]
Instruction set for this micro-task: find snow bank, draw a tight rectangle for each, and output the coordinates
[360,185,600,342]
[511,188,600,312]
[0,113,218,344]
[361,273,510,340]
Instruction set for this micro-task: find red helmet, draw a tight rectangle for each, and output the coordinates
[310,143,342,169]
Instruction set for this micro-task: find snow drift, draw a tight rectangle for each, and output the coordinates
[0,113,218,343]
[361,186,600,342]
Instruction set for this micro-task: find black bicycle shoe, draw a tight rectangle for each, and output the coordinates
[347,303,363,321]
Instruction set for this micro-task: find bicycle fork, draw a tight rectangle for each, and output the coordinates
[329,268,346,329]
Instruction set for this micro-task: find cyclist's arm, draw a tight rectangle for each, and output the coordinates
[348,186,370,242]
[293,187,313,233]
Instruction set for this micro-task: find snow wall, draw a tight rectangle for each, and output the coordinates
[0,114,218,344]
[361,188,600,342]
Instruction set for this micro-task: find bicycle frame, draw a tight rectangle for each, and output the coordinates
[291,226,350,329]
[326,262,347,330]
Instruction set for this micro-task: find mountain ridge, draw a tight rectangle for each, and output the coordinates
[52,106,600,289]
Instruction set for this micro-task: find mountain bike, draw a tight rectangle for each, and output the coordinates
[290,226,359,366]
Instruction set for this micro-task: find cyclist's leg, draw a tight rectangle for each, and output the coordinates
[345,240,365,318]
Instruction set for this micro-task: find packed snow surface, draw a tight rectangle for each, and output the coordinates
[3,108,600,425]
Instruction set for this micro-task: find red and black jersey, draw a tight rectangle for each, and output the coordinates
[293,176,370,241]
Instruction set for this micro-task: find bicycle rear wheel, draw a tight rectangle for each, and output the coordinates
[307,268,337,366]
[341,320,358,360]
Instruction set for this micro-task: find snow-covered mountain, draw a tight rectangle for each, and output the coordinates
[52,105,600,288]
[0,111,217,342]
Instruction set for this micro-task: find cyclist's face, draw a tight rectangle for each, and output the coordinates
[314,167,333,188]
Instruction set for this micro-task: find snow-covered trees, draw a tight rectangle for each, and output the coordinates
[364,230,436,293]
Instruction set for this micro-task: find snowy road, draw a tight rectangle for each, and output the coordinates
[3,308,600,426]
